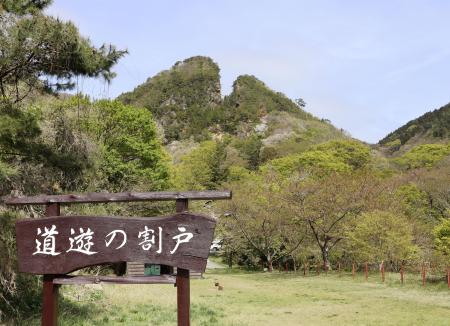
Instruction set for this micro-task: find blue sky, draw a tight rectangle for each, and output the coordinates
[46,0,450,143]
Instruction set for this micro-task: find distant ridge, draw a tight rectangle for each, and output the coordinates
[379,103,450,152]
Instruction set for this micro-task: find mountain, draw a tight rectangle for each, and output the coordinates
[378,103,450,154]
[118,56,222,142]
[221,74,313,132]
[118,56,347,160]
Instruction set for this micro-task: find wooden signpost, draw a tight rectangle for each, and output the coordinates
[6,190,231,326]
[15,213,215,274]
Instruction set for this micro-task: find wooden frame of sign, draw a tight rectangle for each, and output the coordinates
[5,190,232,326]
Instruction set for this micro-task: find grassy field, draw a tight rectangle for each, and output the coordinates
[22,269,450,326]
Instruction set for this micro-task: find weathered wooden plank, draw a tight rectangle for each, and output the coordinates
[15,213,216,274]
[5,190,232,205]
[53,275,176,285]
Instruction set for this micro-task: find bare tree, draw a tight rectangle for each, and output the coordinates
[220,174,306,272]
[285,171,379,270]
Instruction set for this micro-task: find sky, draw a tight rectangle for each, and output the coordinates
[46,0,450,143]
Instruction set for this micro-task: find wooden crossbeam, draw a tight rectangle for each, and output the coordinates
[4,190,231,205]
[52,275,176,285]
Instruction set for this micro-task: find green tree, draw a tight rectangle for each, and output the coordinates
[345,211,420,269]
[0,1,126,100]
[173,140,229,190]
[234,135,263,170]
[395,183,430,219]
[220,174,305,272]
[394,143,450,169]
[0,100,94,194]
[264,139,370,177]
[314,140,371,169]
[0,0,126,194]
[0,211,41,322]
[434,218,450,257]
[285,171,379,269]
[0,2,126,321]
[81,99,170,192]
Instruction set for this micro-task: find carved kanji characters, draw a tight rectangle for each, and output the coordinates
[170,226,193,254]
[67,227,97,255]
[33,225,61,256]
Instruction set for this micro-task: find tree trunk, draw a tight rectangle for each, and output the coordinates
[267,253,273,272]
[227,252,233,268]
[320,245,330,271]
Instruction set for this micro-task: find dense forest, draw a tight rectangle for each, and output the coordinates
[0,1,449,323]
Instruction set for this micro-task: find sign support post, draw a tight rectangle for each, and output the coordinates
[176,199,190,326]
[42,203,60,326]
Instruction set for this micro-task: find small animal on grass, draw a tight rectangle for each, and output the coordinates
[218,285,224,291]
[214,281,220,287]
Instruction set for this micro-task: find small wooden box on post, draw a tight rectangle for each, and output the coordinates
[5,190,231,326]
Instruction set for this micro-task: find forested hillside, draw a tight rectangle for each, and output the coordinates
[379,103,450,154]
[376,102,450,170]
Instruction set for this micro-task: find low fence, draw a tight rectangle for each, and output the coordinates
[275,261,450,289]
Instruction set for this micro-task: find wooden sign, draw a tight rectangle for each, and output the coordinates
[15,213,216,274]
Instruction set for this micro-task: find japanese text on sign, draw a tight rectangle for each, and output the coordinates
[32,225,193,256]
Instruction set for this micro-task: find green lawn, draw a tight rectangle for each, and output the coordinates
[23,270,450,326]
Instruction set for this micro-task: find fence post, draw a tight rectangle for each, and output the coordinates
[447,267,450,289]
[381,261,385,283]
[421,262,426,287]
[338,262,341,277]
[303,263,307,276]
[352,263,355,279]
[400,264,404,285]
[42,203,61,326]
[364,262,368,281]
[176,199,190,326]
[316,262,320,275]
